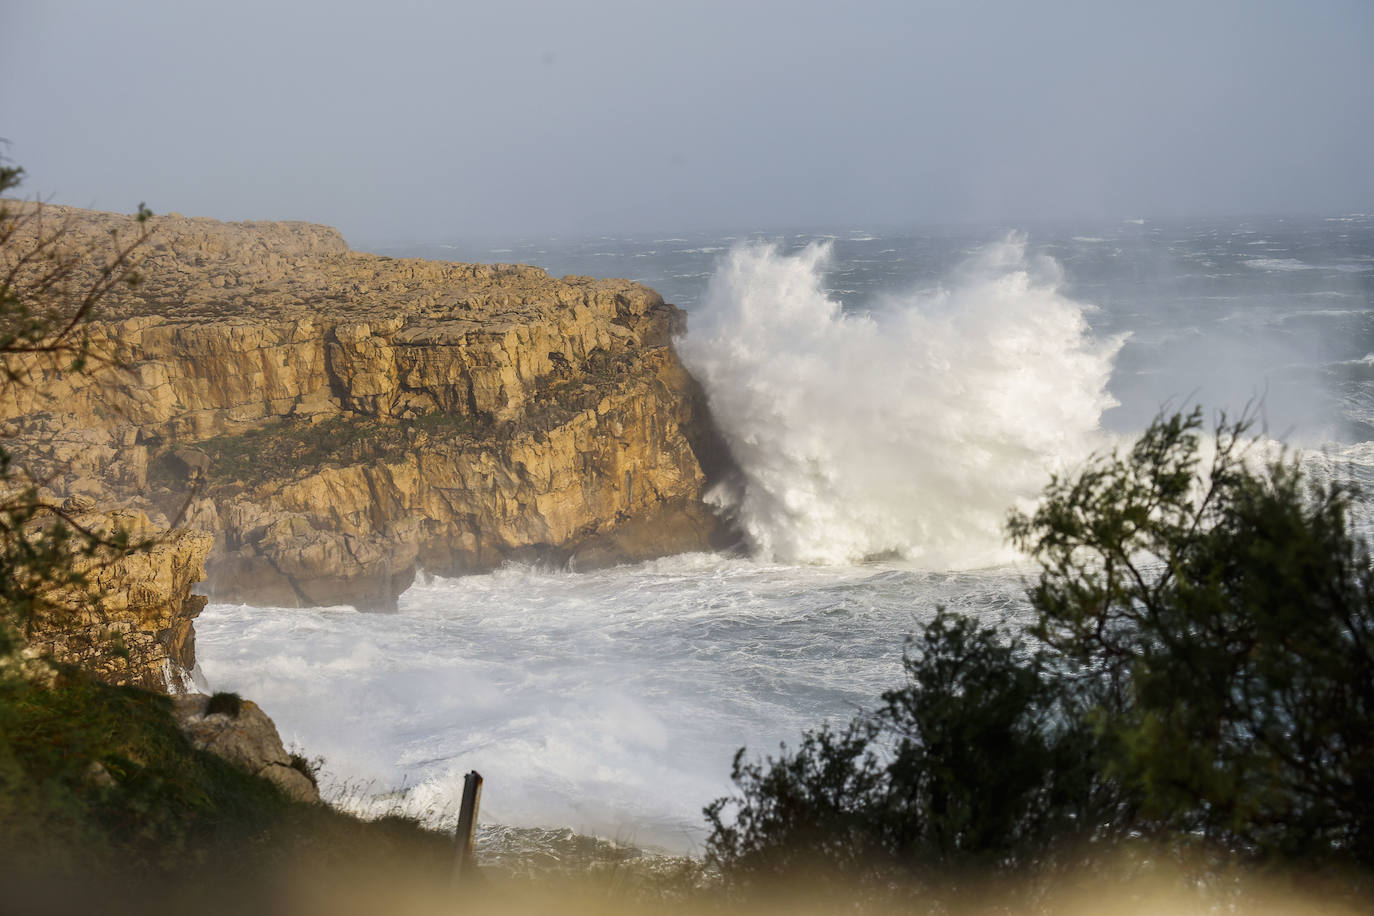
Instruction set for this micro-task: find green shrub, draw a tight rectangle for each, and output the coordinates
[206,691,243,718]
[1010,407,1374,866]
[288,752,321,788]
[707,409,1374,892]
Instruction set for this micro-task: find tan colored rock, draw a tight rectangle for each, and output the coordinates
[172,694,321,803]
[1,204,738,609]
[25,511,214,692]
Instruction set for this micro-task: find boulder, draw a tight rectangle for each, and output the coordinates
[172,693,320,803]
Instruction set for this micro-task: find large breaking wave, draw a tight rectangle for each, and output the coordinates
[679,236,1123,568]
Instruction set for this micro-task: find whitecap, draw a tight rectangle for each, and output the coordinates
[678,235,1122,568]
[1245,258,1316,271]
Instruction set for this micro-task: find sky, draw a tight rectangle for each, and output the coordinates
[2,0,1372,245]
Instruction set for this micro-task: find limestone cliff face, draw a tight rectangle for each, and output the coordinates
[1,205,735,609]
[26,510,213,692]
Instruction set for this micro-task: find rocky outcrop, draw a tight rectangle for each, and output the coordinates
[25,510,213,692]
[0,204,735,609]
[172,693,321,802]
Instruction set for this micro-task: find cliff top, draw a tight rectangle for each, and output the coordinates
[3,202,665,327]
[0,199,728,613]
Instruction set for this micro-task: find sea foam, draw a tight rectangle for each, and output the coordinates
[679,236,1123,568]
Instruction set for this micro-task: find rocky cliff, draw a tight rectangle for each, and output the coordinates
[24,509,213,692]
[1,204,734,609]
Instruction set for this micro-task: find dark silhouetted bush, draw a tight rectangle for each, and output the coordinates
[708,409,1374,892]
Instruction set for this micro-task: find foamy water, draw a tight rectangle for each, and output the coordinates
[198,217,1374,855]
[197,556,1031,853]
[678,237,1121,567]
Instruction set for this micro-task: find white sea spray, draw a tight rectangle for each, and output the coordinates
[678,236,1124,568]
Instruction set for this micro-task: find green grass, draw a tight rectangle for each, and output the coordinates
[0,668,452,883]
[193,416,399,486]
[408,410,488,439]
[0,669,282,875]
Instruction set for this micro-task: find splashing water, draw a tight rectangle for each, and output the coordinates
[195,220,1374,858]
[678,236,1124,567]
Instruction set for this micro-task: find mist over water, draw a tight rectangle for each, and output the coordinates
[199,216,1374,856]
[679,237,1121,567]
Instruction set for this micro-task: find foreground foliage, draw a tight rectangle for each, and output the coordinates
[0,155,453,902]
[0,156,152,659]
[707,409,1374,896]
[1015,409,1374,866]
[0,666,452,891]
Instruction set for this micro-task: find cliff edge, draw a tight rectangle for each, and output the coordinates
[23,509,213,692]
[1,205,736,609]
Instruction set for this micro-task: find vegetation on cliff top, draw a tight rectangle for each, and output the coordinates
[147,412,491,492]
[141,345,640,495]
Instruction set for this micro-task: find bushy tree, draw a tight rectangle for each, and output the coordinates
[705,612,1123,890]
[706,408,1374,889]
[1009,407,1374,866]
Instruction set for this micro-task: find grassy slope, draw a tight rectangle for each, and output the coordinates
[0,669,453,886]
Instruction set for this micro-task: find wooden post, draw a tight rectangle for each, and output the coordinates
[453,770,483,882]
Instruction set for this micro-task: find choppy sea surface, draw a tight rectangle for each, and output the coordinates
[197,214,1374,854]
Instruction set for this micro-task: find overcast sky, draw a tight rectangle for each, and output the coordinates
[3,0,1372,244]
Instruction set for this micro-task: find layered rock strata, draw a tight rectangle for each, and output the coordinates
[25,510,213,692]
[1,204,734,609]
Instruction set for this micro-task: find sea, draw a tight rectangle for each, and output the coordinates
[194,214,1374,858]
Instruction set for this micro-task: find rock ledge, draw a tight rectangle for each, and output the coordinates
[1,205,737,608]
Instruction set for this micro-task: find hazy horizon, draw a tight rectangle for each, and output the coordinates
[3,0,1372,246]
